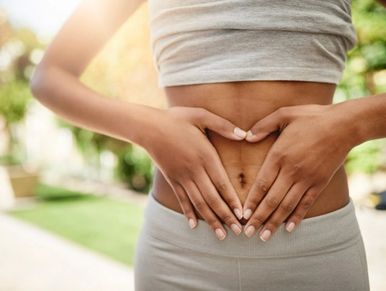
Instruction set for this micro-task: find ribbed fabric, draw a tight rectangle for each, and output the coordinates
[134,191,370,290]
[139,191,360,257]
[147,0,357,87]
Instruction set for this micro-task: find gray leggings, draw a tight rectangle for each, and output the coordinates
[134,191,370,291]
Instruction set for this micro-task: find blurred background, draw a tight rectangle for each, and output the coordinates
[0,0,385,290]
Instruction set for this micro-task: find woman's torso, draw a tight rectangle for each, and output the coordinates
[152,80,350,224]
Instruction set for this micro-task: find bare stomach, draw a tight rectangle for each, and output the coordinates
[152,80,350,225]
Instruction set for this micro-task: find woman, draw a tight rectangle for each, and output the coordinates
[30,0,386,290]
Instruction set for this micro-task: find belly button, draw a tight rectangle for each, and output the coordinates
[238,173,247,188]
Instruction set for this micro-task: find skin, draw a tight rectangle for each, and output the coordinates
[162,82,352,241]
[241,103,361,240]
[241,95,386,241]
[30,0,245,239]
[30,0,386,242]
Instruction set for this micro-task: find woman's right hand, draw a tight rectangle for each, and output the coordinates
[142,106,247,240]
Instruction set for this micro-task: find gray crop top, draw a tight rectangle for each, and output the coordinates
[147,0,357,87]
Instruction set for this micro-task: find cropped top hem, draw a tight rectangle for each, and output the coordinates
[148,0,357,88]
[158,67,342,87]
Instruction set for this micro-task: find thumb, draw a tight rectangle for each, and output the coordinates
[246,108,289,142]
[197,109,247,140]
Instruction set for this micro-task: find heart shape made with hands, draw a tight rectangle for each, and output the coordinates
[190,103,347,241]
[224,103,352,241]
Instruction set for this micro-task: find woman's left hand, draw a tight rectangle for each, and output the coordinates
[241,103,356,241]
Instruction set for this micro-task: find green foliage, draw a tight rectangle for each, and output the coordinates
[115,145,153,193]
[337,0,386,174]
[36,183,93,201]
[0,154,22,165]
[56,120,110,158]
[352,0,386,44]
[360,41,386,70]
[0,80,31,124]
[56,119,153,191]
[0,17,43,161]
[0,80,32,162]
[345,140,386,175]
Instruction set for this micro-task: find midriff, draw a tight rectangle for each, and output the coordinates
[152,80,350,224]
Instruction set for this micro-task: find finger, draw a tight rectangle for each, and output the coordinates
[204,153,243,219]
[169,181,198,229]
[257,182,308,241]
[242,155,281,220]
[246,107,291,143]
[195,170,243,236]
[183,179,228,240]
[196,108,248,140]
[285,186,322,232]
[243,170,292,238]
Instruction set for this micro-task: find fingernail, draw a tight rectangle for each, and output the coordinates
[243,208,252,220]
[188,218,196,229]
[231,223,242,235]
[215,228,226,240]
[233,127,247,139]
[286,222,295,232]
[244,225,256,238]
[260,229,271,242]
[233,208,242,220]
[246,130,254,140]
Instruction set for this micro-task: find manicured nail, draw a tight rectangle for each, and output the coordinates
[188,218,196,229]
[286,222,295,232]
[233,127,247,139]
[243,208,252,220]
[231,223,242,235]
[246,130,254,140]
[233,208,242,220]
[244,225,256,238]
[215,228,226,240]
[260,229,271,242]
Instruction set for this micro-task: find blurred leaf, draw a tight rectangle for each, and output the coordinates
[0,80,31,123]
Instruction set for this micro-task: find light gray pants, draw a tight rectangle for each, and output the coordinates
[134,191,370,291]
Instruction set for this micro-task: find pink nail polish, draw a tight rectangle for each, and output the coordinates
[233,208,242,220]
[244,225,256,238]
[243,208,252,220]
[260,229,271,242]
[286,222,295,232]
[233,127,247,139]
[188,218,196,229]
[231,223,242,235]
[215,228,226,240]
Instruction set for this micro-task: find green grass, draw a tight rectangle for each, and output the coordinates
[7,184,145,266]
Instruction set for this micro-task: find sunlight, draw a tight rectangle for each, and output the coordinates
[0,0,81,39]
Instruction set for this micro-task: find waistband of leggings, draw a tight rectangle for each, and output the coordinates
[142,190,362,258]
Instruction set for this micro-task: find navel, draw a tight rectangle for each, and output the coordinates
[238,172,247,188]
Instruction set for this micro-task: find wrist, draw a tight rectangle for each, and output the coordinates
[129,104,167,150]
[329,99,368,149]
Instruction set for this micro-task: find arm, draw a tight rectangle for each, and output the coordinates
[240,91,386,241]
[30,0,150,146]
[30,0,245,239]
[334,93,386,146]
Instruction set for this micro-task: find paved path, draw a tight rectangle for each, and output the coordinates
[355,205,386,291]
[348,172,386,291]
[0,214,136,291]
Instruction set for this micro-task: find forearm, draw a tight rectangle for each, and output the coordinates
[334,92,386,147]
[30,66,162,148]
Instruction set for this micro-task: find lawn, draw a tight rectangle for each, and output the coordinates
[7,184,145,266]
